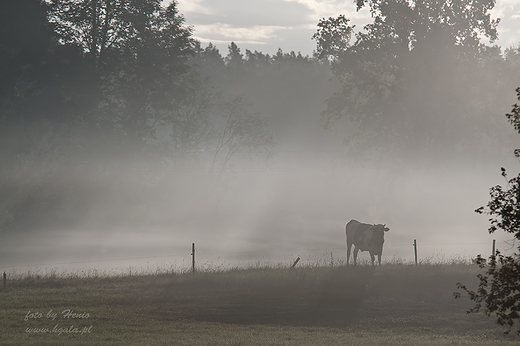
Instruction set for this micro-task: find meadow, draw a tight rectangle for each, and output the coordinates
[1,259,519,345]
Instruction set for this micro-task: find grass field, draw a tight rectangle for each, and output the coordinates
[1,261,519,345]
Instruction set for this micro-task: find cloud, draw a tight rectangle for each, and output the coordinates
[177,0,319,53]
[176,0,212,14]
[179,0,313,27]
[177,0,520,55]
[491,0,519,17]
[284,0,374,22]
[192,23,288,46]
[491,0,520,47]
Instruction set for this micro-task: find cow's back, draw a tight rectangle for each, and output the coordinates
[346,219,360,233]
[346,219,372,249]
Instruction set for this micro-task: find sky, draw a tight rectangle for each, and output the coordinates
[177,0,520,56]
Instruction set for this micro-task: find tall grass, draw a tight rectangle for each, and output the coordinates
[2,254,478,284]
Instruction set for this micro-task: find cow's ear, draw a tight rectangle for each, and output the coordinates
[384,227,389,232]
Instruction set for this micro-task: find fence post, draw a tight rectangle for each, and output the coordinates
[290,257,300,269]
[492,239,496,260]
[413,239,418,265]
[3,272,6,289]
[191,243,196,276]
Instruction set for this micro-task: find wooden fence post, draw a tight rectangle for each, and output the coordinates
[413,239,418,265]
[3,272,6,289]
[191,243,196,276]
[492,239,496,260]
[290,257,300,269]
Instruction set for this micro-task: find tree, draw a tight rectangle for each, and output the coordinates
[0,0,89,129]
[163,74,216,163]
[0,0,53,122]
[225,41,244,67]
[455,87,520,334]
[0,0,91,231]
[210,95,274,172]
[0,0,197,232]
[312,0,502,160]
[159,73,274,173]
[192,42,225,81]
[47,0,195,148]
[117,1,195,148]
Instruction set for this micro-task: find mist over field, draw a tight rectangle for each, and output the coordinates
[2,119,517,272]
[2,0,520,274]
[1,156,516,272]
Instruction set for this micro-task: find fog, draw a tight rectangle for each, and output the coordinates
[2,0,520,276]
[1,125,517,274]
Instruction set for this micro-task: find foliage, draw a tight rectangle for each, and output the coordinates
[476,168,520,238]
[0,2,280,232]
[46,0,196,146]
[506,88,520,158]
[455,88,520,334]
[0,0,54,120]
[0,1,197,231]
[456,253,520,334]
[312,15,353,62]
[312,0,509,159]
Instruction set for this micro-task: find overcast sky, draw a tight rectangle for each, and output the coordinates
[177,0,520,56]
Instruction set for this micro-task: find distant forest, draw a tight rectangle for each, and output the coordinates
[1,0,520,232]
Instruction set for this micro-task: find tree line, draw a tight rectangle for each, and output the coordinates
[1,0,520,233]
[0,0,279,231]
[312,0,520,163]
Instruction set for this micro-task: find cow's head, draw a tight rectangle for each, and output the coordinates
[368,224,389,255]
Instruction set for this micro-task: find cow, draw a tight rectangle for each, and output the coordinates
[346,219,389,265]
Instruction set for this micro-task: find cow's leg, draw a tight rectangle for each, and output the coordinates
[353,247,359,265]
[346,243,352,265]
[378,254,382,265]
[370,252,375,265]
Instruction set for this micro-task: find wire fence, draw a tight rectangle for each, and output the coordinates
[0,239,499,275]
